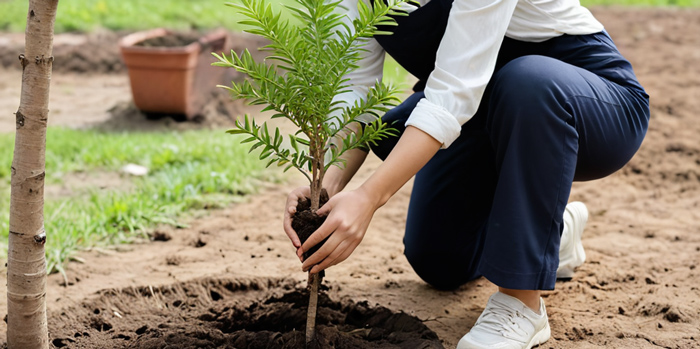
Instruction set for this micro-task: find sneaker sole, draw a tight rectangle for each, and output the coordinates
[526,320,551,349]
[556,266,575,279]
[456,315,552,349]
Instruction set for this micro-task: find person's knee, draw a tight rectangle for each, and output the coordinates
[488,56,575,132]
[404,246,473,291]
[492,56,566,107]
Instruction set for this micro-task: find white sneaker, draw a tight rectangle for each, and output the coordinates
[457,292,550,349]
[556,201,588,279]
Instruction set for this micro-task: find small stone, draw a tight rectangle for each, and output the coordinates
[121,163,148,176]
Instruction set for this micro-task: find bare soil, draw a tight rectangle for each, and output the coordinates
[0,29,269,74]
[47,278,441,348]
[0,7,699,348]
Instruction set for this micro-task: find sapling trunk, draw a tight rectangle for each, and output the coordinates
[306,273,320,345]
[305,141,325,346]
[308,160,324,216]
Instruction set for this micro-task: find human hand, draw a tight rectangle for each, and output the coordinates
[283,186,311,255]
[299,187,379,274]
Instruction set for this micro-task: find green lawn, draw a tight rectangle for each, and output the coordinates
[0,0,298,33]
[0,0,697,33]
[0,128,276,276]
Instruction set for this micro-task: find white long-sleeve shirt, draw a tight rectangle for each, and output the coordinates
[338,0,603,148]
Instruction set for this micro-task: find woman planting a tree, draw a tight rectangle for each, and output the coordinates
[283,0,650,347]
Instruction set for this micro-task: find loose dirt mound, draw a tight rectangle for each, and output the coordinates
[0,30,269,74]
[98,87,241,132]
[48,277,442,349]
[0,30,125,74]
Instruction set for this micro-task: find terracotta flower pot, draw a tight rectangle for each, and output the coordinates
[119,28,228,119]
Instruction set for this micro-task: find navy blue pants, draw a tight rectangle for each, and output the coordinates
[371,32,650,290]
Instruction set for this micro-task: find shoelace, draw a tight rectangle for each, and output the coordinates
[475,299,532,343]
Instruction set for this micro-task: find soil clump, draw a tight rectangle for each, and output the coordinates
[292,189,331,261]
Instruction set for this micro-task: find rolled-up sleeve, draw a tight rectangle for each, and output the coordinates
[405,0,518,148]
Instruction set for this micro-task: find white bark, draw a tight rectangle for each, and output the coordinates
[7,1,59,347]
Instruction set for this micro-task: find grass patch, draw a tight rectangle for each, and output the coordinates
[0,128,277,275]
[0,0,299,33]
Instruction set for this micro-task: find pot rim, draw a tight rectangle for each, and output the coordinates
[119,28,227,54]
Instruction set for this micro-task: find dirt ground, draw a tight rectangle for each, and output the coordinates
[0,7,699,348]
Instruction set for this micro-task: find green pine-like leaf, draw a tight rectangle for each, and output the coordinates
[215,0,411,186]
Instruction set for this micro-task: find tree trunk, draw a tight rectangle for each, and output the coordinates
[7,1,59,347]
[305,135,325,346]
[305,273,320,345]
[309,136,324,212]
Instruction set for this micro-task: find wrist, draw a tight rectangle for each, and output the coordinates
[323,148,369,197]
[354,126,441,210]
[357,181,389,210]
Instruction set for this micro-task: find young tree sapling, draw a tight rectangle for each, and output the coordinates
[213,0,409,344]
